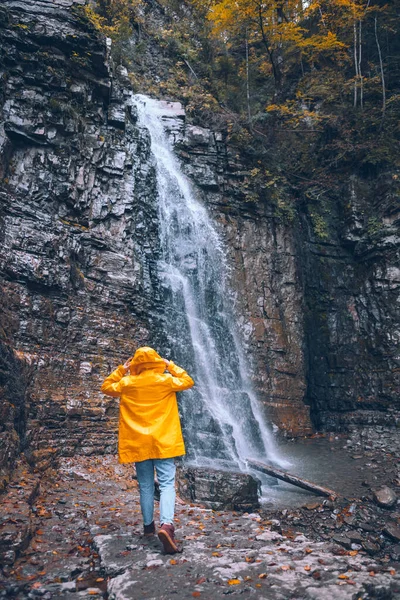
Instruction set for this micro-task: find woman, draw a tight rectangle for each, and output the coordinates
[101,346,194,554]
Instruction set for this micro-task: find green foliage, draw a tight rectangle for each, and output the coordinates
[83,1,143,39]
[78,0,399,230]
[309,212,329,240]
[367,217,382,237]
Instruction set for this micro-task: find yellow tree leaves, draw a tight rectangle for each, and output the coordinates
[189,0,350,92]
[83,0,143,41]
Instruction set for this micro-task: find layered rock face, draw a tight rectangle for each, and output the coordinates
[0,338,31,489]
[0,0,312,471]
[302,176,400,429]
[170,121,311,436]
[0,0,163,462]
[0,0,398,471]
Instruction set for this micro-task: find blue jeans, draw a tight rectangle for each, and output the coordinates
[135,458,176,526]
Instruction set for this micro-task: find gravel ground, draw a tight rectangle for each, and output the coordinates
[1,427,399,599]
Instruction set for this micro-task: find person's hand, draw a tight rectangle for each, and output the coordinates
[123,357,133,374]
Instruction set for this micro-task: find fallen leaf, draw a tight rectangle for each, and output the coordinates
[349,550,358,556]
[245,556,255,563]
[170,559,177,565]
[338,574,349,580]
[212,552,222,557]
[258,573,267,579]
[196,577,206,585]
[312,571,321,580]
[304,566,311,572]
[369,571,375,577]
[192,593,201,598]
[281,565,290,571]
[305,548,313,554]
[228,579,241,585]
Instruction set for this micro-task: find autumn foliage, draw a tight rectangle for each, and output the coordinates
[86,0,399,228]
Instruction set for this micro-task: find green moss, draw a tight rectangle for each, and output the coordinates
[310,212,329,240]
[367,217,383,237]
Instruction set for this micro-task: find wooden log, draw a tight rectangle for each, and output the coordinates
[246,458,339,500]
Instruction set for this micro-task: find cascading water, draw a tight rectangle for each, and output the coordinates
[134,95,284,472]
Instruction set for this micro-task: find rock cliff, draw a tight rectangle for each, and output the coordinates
[0,0,399,476]
[301,174,400,429]
[0,0,164,471]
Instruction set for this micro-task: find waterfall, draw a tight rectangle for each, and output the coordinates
[134,95,283,471]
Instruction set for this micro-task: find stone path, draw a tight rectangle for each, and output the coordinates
[1,432,400,599]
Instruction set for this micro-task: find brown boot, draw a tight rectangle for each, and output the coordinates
[158,523,181,554]
[143,521,155,536]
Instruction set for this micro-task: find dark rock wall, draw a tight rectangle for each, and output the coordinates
[0,337,31,491]
[0,0,163,461]
[301,176,400,429]
[0,0,398,471]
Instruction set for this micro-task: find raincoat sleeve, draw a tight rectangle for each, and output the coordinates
[101,365,126,397]
[167,361,194,392]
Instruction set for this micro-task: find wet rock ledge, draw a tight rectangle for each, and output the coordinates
[177,467,260,511]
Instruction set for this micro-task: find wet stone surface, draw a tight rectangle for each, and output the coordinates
[0,430,400,599]
[176,467,260,511]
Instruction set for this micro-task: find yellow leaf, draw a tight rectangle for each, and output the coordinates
[338,574,349,580]
[228,579,241,585]
[170,559,177,565]
[349,550,358,556]
[258,573,267,579]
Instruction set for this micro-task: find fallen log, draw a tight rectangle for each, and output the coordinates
[246,458,339,500]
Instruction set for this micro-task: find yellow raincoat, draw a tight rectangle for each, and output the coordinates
[101,347,194,464]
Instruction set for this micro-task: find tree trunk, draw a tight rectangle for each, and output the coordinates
[245,28,252,126]
[374,16,386,118]
[246,459,339,499]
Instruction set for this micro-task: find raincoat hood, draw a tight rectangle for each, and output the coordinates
[129,346,166,375]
